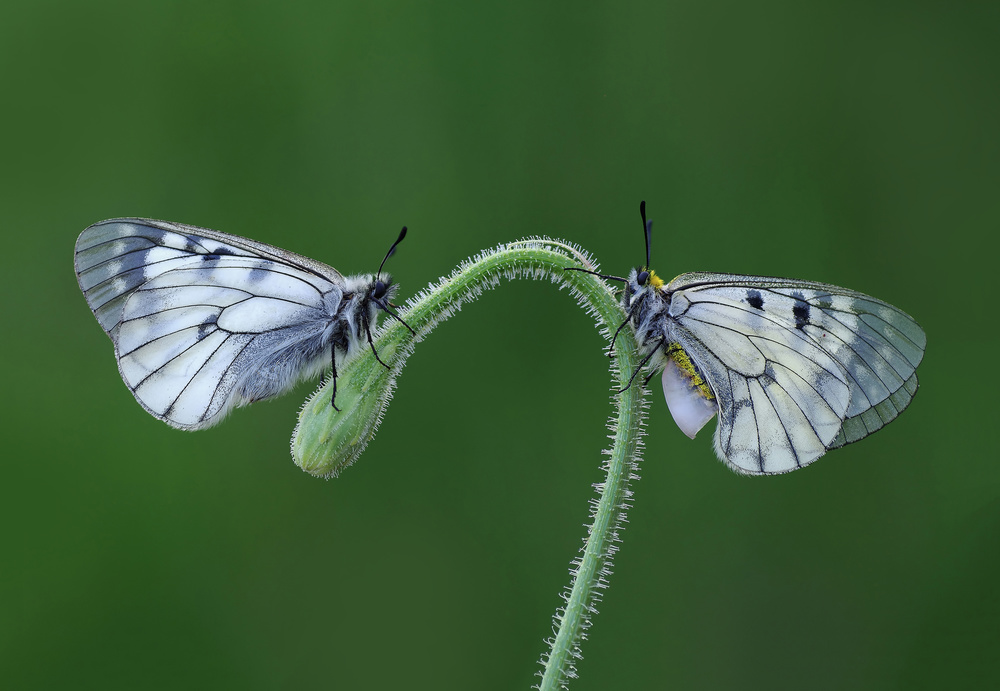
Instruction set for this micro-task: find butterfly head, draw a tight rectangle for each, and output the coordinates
[364,226,415,336]
[623,266,667,314]
[371,276,394,302]
[633,267,664,290]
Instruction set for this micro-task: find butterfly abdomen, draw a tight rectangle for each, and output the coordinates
[663,343,715,402]
[236,330,331,403]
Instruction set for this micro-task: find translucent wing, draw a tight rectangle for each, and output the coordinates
[75,218,344,338]
[75,219,345,430]
[665,272,926,475]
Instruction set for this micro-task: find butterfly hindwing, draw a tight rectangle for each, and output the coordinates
[665,287,850,473]
[663,273,926,474]
[116,257,343,429]
[75,219,347,430]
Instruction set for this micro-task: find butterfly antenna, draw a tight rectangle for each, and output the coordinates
[640,200,652,269]
[377,226,407,281]
[563,266,628,283]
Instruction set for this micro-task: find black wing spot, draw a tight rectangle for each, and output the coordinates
[791,290,810,330]
[196,315,218,341]
[249,263,272,282]
[732,397,753,413]
[137,228,168,246]
[200,245,235,262]
[201,246,236,260]
[746,289,765,310]
[763,361,777,381]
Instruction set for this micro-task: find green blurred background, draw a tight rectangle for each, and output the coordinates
[2,1,997,688]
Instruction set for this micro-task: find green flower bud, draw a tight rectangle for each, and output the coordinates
[292,338,404,478]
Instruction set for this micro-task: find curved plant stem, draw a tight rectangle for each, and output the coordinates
[292,238,648,689]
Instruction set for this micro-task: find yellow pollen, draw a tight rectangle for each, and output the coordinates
[665,343,715,401]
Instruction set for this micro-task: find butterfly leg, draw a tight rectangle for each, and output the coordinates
[618,337,665,394]
[363,312,392,370]
[643,368,659,387]
[377,301,416,335]
[329,346,340,411]
[608,300,641,357]
[562,267,632,357]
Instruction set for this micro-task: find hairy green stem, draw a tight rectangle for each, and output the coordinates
[292,238,647,688]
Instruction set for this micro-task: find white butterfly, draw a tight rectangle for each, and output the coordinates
[578,203,926,475]
[75,218,411,430]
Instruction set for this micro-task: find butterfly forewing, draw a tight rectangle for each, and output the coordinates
[75,219,350,430]
[664,272,926,474]
[76,219,344,334]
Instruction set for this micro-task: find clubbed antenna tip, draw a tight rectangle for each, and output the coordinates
[377,226,408,280]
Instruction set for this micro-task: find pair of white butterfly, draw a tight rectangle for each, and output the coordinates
[75,208,925,475]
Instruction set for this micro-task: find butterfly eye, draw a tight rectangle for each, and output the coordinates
[637,270,650,286]
[372,280,388,300]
